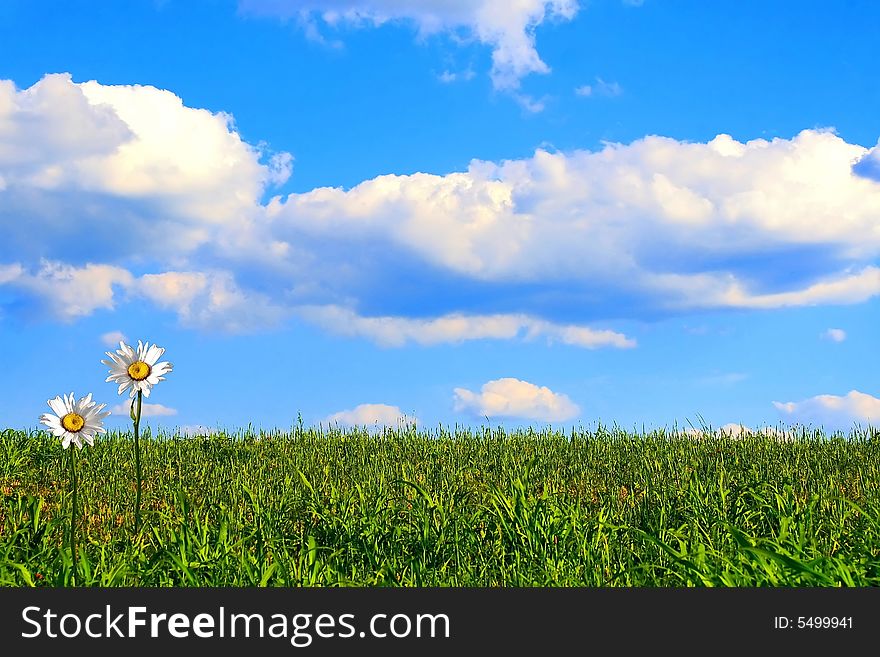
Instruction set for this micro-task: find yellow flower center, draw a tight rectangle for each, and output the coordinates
[128,361,151,381]
[61,412,85,432]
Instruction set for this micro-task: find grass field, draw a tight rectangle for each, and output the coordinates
[1,424,878,587]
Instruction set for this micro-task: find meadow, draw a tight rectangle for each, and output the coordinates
[1,424,878,587]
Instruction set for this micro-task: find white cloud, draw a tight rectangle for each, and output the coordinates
[773,390,880,428]
[100,330,128,347]
[575,77,622,98]
[438,70,457,84]
[0,75,131,173]
[853,141,880,181]
[453,377,579,421]
[822,328,847,342]
[0,260,133,320]
[296,305,635,348]
[683,423,795,441]
[75,78,290,210]
[0,263,23,284]
[685,422,749,438]
[267,129,880,316]
[176,424,214,437]
[324,403,416,427]
[437,68,476,84]
[134,270,289,333]
[239,0,580,91]
[0,74,290,263]
[704,267,880,309]
[512,92,547,113]
[110,400,178,417]
[717,423,755,438]
[0,259,287,333]
[3,74,879,334]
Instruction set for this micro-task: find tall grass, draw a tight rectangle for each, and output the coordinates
[1,424,878,586]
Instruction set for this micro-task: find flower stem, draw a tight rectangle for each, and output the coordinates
[133,390,143,534]
[69,446,77,587]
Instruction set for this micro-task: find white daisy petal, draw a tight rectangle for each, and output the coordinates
[47,396,67,417]
[76,392,93,413]
[42,425,64,438]
[104,340,170,402]
[40,412,61,428]
[43,392,108,450]
[120,346,134,363]
[145,344,164,365]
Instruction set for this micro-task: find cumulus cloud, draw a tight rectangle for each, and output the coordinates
[773,390,880,428]
[75,78,291,208]
[109,400,178,417]
[134,270,290,333]
[324,403,416,427]
[853,141,880,181]
[263,129,880,321]
[822,328,847,342]
[704,267,880,309]
[2,74,879,335]
[100,330,128,347]
[296,305,635,348]
[239,0,579,91]
[0,74,290,265]
[453,377,579,421]
[0,259,286,333]
[0,260,133,320]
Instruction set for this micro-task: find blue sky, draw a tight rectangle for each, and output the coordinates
[1,0,878,434]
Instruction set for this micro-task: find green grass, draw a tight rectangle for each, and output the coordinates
[1,424,878,586]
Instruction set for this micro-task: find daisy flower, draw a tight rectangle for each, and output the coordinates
[40,392,111,449]
[102,340,173,398]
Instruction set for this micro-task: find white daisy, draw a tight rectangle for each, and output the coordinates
[102,340,173,398]
[40,392,111,449]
